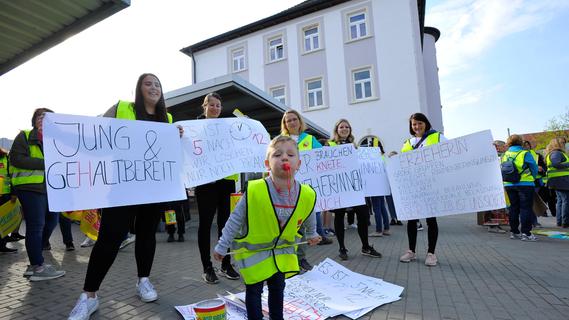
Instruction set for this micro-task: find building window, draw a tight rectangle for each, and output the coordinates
[348,12,367,40]
[270,86,286,104]
[268,36,284,62]
[303,26,319,52]
[353,68,373,100]
[231,48,245,72]
[306,78,323,108]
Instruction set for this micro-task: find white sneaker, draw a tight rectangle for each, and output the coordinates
[119,234,136,250]
[136,277,158,302]
[80,237,96,248]
[68,293,99,320]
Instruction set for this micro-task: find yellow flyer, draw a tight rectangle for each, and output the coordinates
[0,200,22,238]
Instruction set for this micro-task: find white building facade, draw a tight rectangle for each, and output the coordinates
[182,0,442,152]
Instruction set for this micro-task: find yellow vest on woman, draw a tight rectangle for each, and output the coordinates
[401,132,441,153]
[10,130,44,186]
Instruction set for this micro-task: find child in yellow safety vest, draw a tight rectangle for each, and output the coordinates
[214,135,321,320]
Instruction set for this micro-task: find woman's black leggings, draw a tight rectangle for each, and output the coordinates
[84,203,161,292]
[195,179,235,271]
[333,205,370,251]
[407,218,438,254]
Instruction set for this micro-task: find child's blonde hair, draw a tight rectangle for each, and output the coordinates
[266,135,299,160]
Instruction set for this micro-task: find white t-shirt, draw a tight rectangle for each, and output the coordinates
[408,133,447,149]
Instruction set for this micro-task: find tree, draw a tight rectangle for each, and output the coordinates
[536,107,569,149]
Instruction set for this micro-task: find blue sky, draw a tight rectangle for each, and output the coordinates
[426,0,569,141]
[0,0,567,144]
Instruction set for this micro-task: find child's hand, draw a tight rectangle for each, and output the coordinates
[307,236,322,246]
[213,251,225,261]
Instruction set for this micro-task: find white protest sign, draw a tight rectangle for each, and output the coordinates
[296,145,365,211]
[43,113,187,212]
[386,130,506,220]
[177,118,270,187]
[358,147,391,196]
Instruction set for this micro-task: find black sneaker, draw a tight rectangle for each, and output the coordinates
[11,233,25,241]
[177,235,185,242]
[339,248,348,261]
[317,236,333,246]
[167,234,175,242]
[361,246,382,258]
[66,243,75,252]
[396,220,403,225]
[299,258,313,271]
[417,223,424,231]
[389,219,396,226]
[202,267,219,284]
[0,246,17,253]
[220,264,240,280]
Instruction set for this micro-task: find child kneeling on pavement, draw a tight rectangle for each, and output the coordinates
[214,135,321,320]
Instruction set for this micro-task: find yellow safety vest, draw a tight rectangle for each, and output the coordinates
[327,140,337,146]
[401,132,441,153]
[11,130,45,186]
[0,155,10,194]
[298,134,313,151]
[116,100,173,124]
[501,150,534,184]
[233,179,316,284]
[546,151,569,180]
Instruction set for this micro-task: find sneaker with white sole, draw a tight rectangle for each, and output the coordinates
[136,277,158,302]
[425,253,438,266]
[509,232,521,239]
[29,264,65,281]
[369,231,383,237]
[119,234,136,250]
[520,233,538,242]
[220,264,240,280]
[23,265,34,277]
[399,250,417,263]
[80,237,96,248]
[68,293,99,320]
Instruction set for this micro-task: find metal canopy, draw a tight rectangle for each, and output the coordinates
[0,0,130,76]
[165,74,330,140]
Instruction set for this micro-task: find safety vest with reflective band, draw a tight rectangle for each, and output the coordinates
[401,132,441,153]
[233,179,316,285]
[327,140,337,146]
[10,130,45,186]
[298,133,313,151]
[501,150,534,184]
[0,155,10,194]
[116,100,173,124]
[546,151,569,180]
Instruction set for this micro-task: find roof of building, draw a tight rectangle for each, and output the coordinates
[0,0,130,76]
[181,0,426,56]
[165,74,329,139]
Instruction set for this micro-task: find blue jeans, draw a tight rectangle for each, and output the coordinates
[555,190,569,226]
[44,214,73,246]
[370,196,389,232]
[385,195,398,220]
[506,186,534,235]
[245,272,285,320]
[315,211,324,236]
[16,191,59,266]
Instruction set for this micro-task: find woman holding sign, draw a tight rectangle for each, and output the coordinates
[69,73,183,320]
[399,113,447,267]
[194,92,241,285]
[326,119,382,261]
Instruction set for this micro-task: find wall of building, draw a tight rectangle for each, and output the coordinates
[191,0,436,152]
[423,32,444,133]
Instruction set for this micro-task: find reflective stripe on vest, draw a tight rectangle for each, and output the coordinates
[401,132,440,153]
[0,155,10,194]
[502,150,534,183]
[546,151,569,180]
[116,100,173,123]
[233,179,316,284]
[11,130,45,186]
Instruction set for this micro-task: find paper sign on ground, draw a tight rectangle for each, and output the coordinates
[177,118,270,187]
[358,147,391,196]
[296,145,365,211]
[43,113,186,211]
[386,130,506,220]
[0,200,22,238]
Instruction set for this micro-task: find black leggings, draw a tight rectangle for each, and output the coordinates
[333,205,370,251]
[407,218,438,254]
[196,179,235,271]
[84,203,161,292]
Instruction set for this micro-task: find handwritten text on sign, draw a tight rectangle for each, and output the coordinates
[177,118,270,187]
[43,113,186,211]
[296,145,365,211]
[358,147,391,196]
[386,130,506,220]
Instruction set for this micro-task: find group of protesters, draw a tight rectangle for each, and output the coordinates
[1,72,568,320]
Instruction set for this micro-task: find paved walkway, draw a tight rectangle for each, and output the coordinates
[1,213,568,319]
